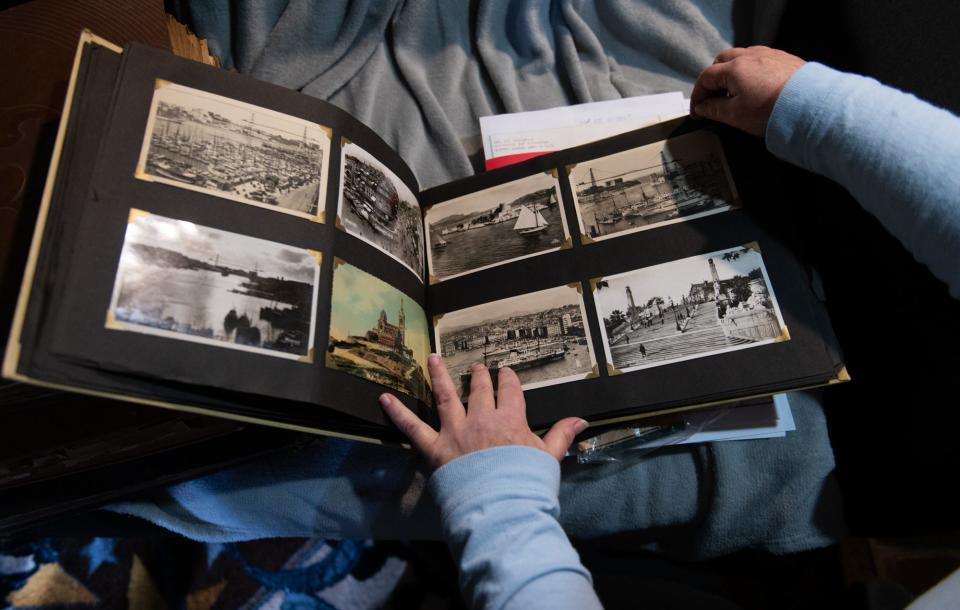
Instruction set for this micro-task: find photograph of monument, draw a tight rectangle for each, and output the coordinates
[594,244,787,373]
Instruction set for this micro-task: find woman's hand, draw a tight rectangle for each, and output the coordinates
[691,46,806,136]
[379,355,589,470]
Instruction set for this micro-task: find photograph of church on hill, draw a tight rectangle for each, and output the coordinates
[326,260,431,403]
[569,130,737,242]
[435,284,596,398]
[594,244,787,373]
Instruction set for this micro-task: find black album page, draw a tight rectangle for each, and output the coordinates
[37,44,435,428]
[421,119,844,429]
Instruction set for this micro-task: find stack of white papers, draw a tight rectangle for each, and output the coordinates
[480,92,690,170]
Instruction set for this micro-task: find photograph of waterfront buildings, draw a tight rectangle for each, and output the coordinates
[426,173,569,281]
[595,245,786,372]
[338,142,424,279]
[570,131,736,241]
[108,210,319,359]
[436,285,595,397]
[326,261,431,403]
[138,83,329,220]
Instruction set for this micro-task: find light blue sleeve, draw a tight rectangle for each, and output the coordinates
[765,62,960,298]
[428,446,603,610]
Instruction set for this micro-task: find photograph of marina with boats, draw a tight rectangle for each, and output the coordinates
[436,285,595,397]
[338,142,424,279]
[326,261,431,403]
[426,173,569,282]
[594,244,786,373]
[107,210,319,360]
[570,131,736,241]
[137,82,329,220]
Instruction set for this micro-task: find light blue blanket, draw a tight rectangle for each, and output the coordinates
[110,0,844,558]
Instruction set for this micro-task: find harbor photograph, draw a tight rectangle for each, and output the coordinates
[425,173,569,282]
[326,261,431,403]
[137,82,330,221]
[107,210,320,360]
[435,284,596,398]
[594,244,786,373]
[337,142,424,279]
[570,131,737,242]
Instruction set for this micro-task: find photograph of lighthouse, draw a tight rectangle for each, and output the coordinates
[569,131,737,242]
[594,244,787,373]
[425,173,569,282]
[435,284,596,398]
[136,82,330,221]
[326,260,431,403]
[337,141,425,279]
[106,209,320,360]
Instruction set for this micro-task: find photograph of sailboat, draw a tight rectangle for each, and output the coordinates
[569,131,737,242]
[106,209,320,360]
[425,173,569,282]
[337,141,424,280]
[435,284,596,397]
[136,82,330,221]
[594,244,787,374]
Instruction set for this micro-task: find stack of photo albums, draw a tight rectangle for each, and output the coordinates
[3,33,847,445]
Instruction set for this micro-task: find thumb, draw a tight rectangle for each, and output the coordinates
[542,417,590,461]
[692,96,733,125]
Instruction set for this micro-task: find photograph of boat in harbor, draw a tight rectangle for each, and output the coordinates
[425,173,569,282]
[136,82,330,221]
[337,142,424,279]
[326,261,431,403]
[107,209,320,360]
[435,284,596,398]
[569,131,737,242]
[594,244,786,374]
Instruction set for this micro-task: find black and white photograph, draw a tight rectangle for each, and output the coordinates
[594,244,787,373]
[570,131,737,242]
[107,209,320,360]
[435,284,596,397]
[425,173,569,282]
[136,81,330,221]
[337,141,425,279]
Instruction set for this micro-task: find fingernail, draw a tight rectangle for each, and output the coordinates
[471,362,485,371]
[574,419,589,434]
[500,366,512,374]
[428,353,440,367]
[379,394,391,408]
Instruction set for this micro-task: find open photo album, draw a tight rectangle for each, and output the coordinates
[3,33,848,443]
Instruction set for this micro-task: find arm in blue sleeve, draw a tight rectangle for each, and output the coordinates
[766,62,960,298]
[429,446,603,610]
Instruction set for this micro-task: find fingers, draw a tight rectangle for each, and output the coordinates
[692,95,734,126]
[380,393,438,452]
[495,366,525,416]
[427,354,465,426]
[689,62,734,109]
[468,363,496,412]
[542,417,590,461]
[713,47,751,64]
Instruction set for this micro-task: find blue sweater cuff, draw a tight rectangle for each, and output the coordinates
[766,62,855,166]
[428,446,560,516]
